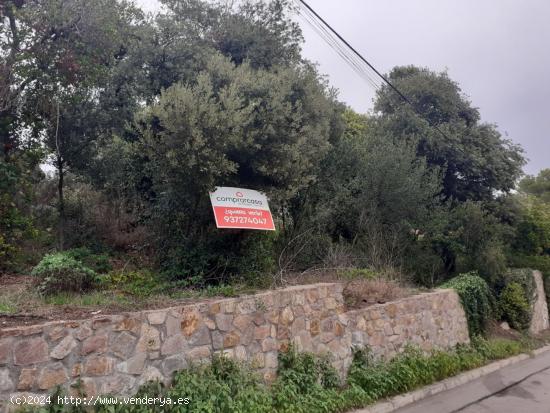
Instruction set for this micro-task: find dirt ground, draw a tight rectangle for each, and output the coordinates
[0,271,413,329]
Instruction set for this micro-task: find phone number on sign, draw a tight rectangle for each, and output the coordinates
[223,216,267,225]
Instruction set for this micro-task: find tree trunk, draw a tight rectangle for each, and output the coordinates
[54,101,65,250]
[57,154,65,251]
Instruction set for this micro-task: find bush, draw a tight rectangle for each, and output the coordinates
[499,282,532,331]
[99,270,164,297]
[65,247,112,273]
[508,256,550,318]
[31,252,98,295]
[441,272,496,336]
[347,338,523,401]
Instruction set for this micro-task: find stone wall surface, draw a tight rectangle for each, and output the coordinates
[0,284,470,409]
[530,270,549,334]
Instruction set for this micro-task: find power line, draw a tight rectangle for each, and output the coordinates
[297,5,381,91]
[295,0,453,141]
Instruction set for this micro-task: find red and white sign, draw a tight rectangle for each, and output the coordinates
[209,187,275,231]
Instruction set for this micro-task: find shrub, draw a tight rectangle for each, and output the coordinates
[65,247,112,273]
[31,252,98,295]
[508,255,550,318]
[441,272,496,336]
[347,338,523,401]
[471,336,523,360]
[99,270,164,297]
[499,282,532,331]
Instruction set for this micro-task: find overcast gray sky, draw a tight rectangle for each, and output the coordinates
[136,0,549,175]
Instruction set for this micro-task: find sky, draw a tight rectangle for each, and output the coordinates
[136,0,549,176]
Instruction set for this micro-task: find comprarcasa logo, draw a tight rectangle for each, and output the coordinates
[215,193,263,206]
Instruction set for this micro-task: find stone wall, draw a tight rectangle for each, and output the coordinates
[530,270,549,334]
[0,284,469,408]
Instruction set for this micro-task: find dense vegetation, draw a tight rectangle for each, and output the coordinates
[26,338,526,413]
[1,0,549,311]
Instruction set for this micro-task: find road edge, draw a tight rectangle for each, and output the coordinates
[351,344,550,413]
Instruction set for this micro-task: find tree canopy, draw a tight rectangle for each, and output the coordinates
[374,66,525,203]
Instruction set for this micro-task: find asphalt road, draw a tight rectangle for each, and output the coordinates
[395,349,550,413]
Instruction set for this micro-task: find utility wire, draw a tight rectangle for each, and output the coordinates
[297,5,381,91]
[295,0,453,141]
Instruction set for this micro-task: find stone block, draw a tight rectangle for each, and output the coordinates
[74,324,93,341]
[147,311,167,325]
[234,346,247,361]
[0,368,13,392]
[261,337,277,352]
[181,310,201,337]
[236,299,256,314]
[223,331,240,348]
[116,353,146,375]
[254,325,270,340]
[204,318,216,330]
[189,326,211,346]
[279,307,294,325]
[81,333,108,355]
[50,335,77,360]
[114,317,141,334]
[215,313,233,332]
[265,352,278,369]
[37,363,68,390]
[100,374,135,395]
[71,378,97,397]
[17,368,36,391]
[187,346,211,362]
[47,326,66,342]
[0,338,14,365]
[136,325,160,352]
[162,355,188,377]
[84,356,114,376]
[14,337,49,365]
[111,331,137,359]
[165,314,181,337]
[161,334,184,356]
[233,315,253,332]
[138,366,164,386]
[310,319,320,336]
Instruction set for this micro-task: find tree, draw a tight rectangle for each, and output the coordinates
[373,66,525,203]
[132,54,338,279]
[519,169,550,203]
[1,0,145,249]
[287,108,443,273]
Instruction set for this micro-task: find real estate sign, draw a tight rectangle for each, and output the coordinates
[209,187,275,231]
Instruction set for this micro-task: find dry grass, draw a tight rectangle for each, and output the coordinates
[343,278,409,309]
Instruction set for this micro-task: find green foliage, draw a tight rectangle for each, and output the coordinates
[519,169,550,203]
[441,272,495,335]
[499,282,532,331]
[508,255,550,275]
[302,112,443,274]
[0,157,40,271]
[470,336,524,360]
[373,66,525,203]
[512,196,550,255]
[133,53,337,282]
[31,252,98,295]
[99,270,162,297]
[65,248,112,274]
[24,337,527,413]
[347,337,522,401]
